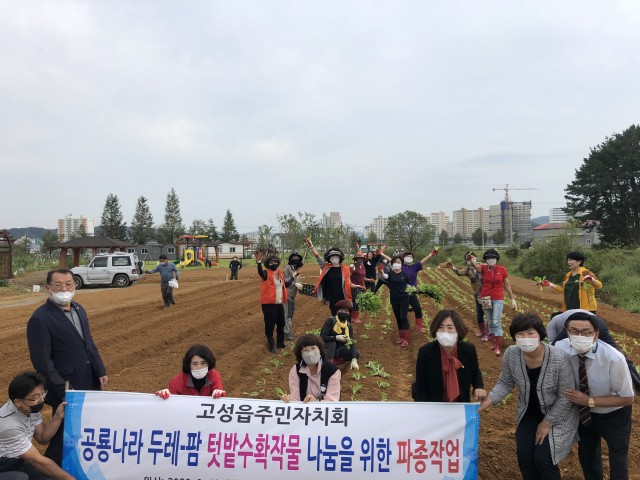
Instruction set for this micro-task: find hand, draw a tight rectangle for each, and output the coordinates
[281,393,291,403]
[473,389,487,401]
[255,251,263,262]
[510,299,518,310]
[335,335,346,342]
[583,275,594,284]
[564,389,590,406]
[155,389,171,400]
[350,358,359,370]
[431,249,439,256]
[293,270,300,278]
[446,262,454,270]
[211,389,226,399]
[350,264,355,270]
[535,421,552,445]
[99,375,109,387]
[477,398,493,413]
[303,237,313,247]
[295,282,303,290]
[302,394,318,403]
[53,401,67,421]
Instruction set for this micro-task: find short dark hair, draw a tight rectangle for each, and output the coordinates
[293,334,326,363]
[509,312,547,340]
[429,310,468,340]
[403,251,414,258]
[46,269,74,284]
[391,255,404,265]
[567,251,585,266]
[182,344,216,373]
[565,312,598,331]
[8,371,46,401]
[159,254,168,260]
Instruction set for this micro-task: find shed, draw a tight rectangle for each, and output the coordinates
[0,230,15,279]
[51,236,133,268]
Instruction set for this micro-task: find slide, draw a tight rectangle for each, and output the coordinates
[180,249,195,268]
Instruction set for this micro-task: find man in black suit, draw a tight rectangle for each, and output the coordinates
[26,268,108,465]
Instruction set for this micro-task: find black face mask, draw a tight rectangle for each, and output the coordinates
[268,264,279,271]
[29,402,45,414]
[337,312,350,321]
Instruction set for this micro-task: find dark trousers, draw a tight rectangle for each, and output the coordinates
[230,270,239,280]
[578,406,632,480]
[408,294,423,319]
[261,304,285,348]
[350,288,360,312]
[0,458,54,479]
[515,413,560,480]
[474,297,485,324]
[326,342,358,362]
[160,282,175,306]
[392,303,409,330]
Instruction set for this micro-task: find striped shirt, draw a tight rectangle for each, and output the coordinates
[0,400,42,458]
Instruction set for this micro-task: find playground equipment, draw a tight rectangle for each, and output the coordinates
[178,235,215,268]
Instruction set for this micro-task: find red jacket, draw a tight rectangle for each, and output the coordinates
[168,369,223,396]
[260,268,288,304]
[314,264,353,303]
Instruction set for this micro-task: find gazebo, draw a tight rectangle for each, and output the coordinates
[51,236,133,268]
[0,230,16,279]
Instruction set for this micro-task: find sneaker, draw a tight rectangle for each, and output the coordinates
[270,346,279,354]
[276,344,286,349]
[285,333,296,341]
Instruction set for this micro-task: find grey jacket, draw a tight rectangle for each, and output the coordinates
[487,343,578,465]
[147,262,179,282]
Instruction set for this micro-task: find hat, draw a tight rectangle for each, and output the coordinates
[324,247,345,262]
[482,248,500,260]
[353,252,365,261]
[265,255,280,266]
[334,300,352,312]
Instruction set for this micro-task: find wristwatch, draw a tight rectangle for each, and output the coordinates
[588,397,595,408]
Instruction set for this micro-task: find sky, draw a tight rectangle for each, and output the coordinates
[1,0,639,233]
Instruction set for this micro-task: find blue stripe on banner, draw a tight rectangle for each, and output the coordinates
[62,391,106,480]
[462,404,479,480]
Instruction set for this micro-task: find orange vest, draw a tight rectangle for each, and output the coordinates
[313,264,353,302]
[260,268,288,304]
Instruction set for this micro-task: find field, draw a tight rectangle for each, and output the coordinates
[1,264,639,479]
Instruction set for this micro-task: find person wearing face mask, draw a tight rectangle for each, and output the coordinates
[155,344,225,400]
[447,251,486,341]
[478,313,578,480]
[363,250,380,291]
[348,252,367,324]
[281,335,341,403]
[282,252,303,341]
[26,269,108,466]
[545,251,602,313]
[377,256,412,347]
[305,239,353,316]
[379,248,438,333]
[555,313,634,480]
[228,256,243,280]
[0,372,75,480]
[145,254,180,309]
[469,249,517,356]
[320,300,360,369]
[255,250,292,353]
[413,310,485,403]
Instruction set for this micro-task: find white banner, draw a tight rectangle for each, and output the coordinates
[62,391,479,480]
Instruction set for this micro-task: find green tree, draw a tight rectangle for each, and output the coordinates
[384,211,435,252]
[453,233,464,245]
[439,229,449,246]
[257,224,275,252]
[492,229,505,246]
[221,209,239,242]
[300,212,323,250]
[367,230,378,245]
[565,124,640,246]
[188,219,208,235]
[277,213,304,253]
[130,196,155,244]
[206,219,219,241]
[472,228,487,247]
[41,231,60,258]
[100,194,127,240]
[157,188,185,246]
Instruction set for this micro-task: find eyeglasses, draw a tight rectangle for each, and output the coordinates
[23,390,47,403]
[49,282,75,291]
[567,328,595,337]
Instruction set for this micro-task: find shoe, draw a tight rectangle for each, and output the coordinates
[270,346,278,354]
[415,318,426,333]
[400,330,409,348]
[396,332,403,344]
[285,333,296,341]
[351,311,362,324]
[480,324,490,342]
[489,334,496,350]
[276,344,286,349]
[494,336,504,356]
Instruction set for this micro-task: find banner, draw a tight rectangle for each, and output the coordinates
[62,391,479,480]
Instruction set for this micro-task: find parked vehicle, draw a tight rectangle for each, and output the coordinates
[71,252,141,289]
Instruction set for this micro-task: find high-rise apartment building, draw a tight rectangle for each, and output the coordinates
[58,214,94,242]
[549,207,572,223]
[363,215,388,241]
[429,212,450,237]
[452,208,490,239]
[488,202,531,242]
[321,212,342,229]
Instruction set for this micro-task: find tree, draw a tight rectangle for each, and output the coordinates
[100,194,127,240]
[277,213,304,253]
[453,233,464,245]
[41,231,60,259]
[367,231,378,245]
[130,196,155,244]
[221,209,239,242]
[384,211,435,252]
[472,228,488,247]
[492,229,505,246]
[157,188,185,246]
[206,219,219,241]
[257,225,275,252]
[188,219,208,235]
[439,229,449,246]
[565,124,640,246]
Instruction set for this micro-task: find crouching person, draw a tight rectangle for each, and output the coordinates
[0,372,75,480]
[320,300,360,370]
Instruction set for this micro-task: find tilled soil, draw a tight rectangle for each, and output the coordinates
[2,265,639,479]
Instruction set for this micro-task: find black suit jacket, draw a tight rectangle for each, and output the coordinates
[27,299,107,406]
[413,341,483,402]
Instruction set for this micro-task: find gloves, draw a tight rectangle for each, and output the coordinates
[335,335,346,342]
[350,358,359,370]
[511,299,518,310]
[155,389,171,400]
[211,389,226,399]
[295,282,303,290]
[350,264,355,270]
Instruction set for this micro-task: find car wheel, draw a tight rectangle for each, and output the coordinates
[74,275,84,289]
[113,274,130,288]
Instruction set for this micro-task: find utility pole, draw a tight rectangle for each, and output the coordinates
[492,184,538,245]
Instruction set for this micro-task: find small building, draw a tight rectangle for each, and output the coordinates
[532,222,601,247]
[210,241,251,260]
[0,230,16,279]
[126,243,177,261]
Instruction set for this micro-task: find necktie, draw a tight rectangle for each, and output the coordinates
[578,355,592,425]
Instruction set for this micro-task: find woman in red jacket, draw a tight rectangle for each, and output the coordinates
[155,344,225,399]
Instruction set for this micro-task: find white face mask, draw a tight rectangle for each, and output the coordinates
[391,263,402,272]
[301,349,321,365]
[191,367,209,380]
[569,335,595,354]
[404,256,414,265]
[516,337,539,353]
[330,256,340,266]
[50,291,75,305]
[486,258,497,266]
[436,332,458,347]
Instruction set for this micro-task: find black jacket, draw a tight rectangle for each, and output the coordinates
[413,341,483,402]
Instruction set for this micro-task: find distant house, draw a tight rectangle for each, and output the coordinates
[532,222,601,247]
[126,243,177,261]
[210,241,251,259]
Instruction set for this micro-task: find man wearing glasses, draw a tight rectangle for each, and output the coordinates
[555,311,634,480]
[0,371,75,479]
[26,269,108,466]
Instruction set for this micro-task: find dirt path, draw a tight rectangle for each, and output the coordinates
[2,266,639,479]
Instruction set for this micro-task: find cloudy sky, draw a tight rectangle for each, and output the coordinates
[2,1,639,233]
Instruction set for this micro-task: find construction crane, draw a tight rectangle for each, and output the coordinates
[492,184,539,245]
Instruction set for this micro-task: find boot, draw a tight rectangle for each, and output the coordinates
[284,318,295,341]
[351,311,362,324]
[475,323,483,337]
[489,334,496,350]
[396,331,403,344]
[400,330,409,348]
[268,339,278,354]
[494,336,503,356]
[480,323,489,342]
[415,318,426,333]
